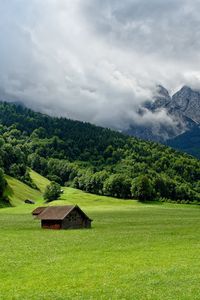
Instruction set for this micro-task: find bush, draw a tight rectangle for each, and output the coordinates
[0,168,6,196]
[43,181,62,202]
[47,175,62,185]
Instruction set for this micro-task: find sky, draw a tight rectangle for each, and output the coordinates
[0,0,200,130]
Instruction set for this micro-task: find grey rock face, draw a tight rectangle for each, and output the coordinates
[170,86,200,123]
[144,85,171,111]
[124,85,200,142]
[152,85,171,110]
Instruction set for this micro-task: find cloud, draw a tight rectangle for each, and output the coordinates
[0,0,200,130]
[83,0,200,56]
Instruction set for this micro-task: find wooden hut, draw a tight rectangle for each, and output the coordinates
[32,206,47,216]
[32,205,92,230]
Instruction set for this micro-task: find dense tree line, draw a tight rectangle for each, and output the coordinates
[0,101,200,203]
[167,125,200,159]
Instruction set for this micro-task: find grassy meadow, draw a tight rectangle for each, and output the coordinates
[0,173,200,299]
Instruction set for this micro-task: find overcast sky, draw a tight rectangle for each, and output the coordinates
[0,0,200,129]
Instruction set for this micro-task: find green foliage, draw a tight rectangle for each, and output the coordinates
[131,175,155,202]
[0,101,199,202]
[43,181,62,202]
[0,168,6,196]
[89,171,109,195]
[103,174,132,199]
[167,125,200,159]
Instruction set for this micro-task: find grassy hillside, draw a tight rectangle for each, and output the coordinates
[29,169,50,193]
[4,175,42,206]
[2,171,50,207]
[4,169,135,208]
[1,188,200,299]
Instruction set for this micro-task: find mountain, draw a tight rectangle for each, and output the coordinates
[170,86,200,123]
[168,125,200,159]
[125,85,200,157]
[0,101,199,204]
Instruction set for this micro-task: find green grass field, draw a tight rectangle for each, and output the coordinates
[1,172,200,299]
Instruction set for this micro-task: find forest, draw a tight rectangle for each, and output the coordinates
[0,101,199,203]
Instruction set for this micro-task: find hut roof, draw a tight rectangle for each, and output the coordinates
[36,205,92,221]
[32,206,47,216]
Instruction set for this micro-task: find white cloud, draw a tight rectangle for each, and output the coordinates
[0,0,200,130]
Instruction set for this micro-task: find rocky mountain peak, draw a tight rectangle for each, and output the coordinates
[179,85,192,92]
[171,86,200,123]
[156,85,171,99]
[145,85,171,111]
[124,84,200,143]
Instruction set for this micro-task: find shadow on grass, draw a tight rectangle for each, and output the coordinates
[141,201,164,206]
[1,184,14,207]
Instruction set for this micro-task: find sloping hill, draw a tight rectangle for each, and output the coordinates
[167,126,200,159]
[50,186,137,210]
[3,170,50,207]
[0,101,199,203]
[29,170,50,193]
[4,175,42,206]
[3,170,135,208]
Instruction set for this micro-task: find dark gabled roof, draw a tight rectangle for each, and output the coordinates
[36,205,92,221]
[32,207,47,216]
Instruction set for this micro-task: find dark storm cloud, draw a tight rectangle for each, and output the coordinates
[83,0,200,58]
[0,0,200,130]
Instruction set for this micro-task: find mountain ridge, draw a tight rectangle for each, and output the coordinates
[124,85,200,157]
[0,100,199,203]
